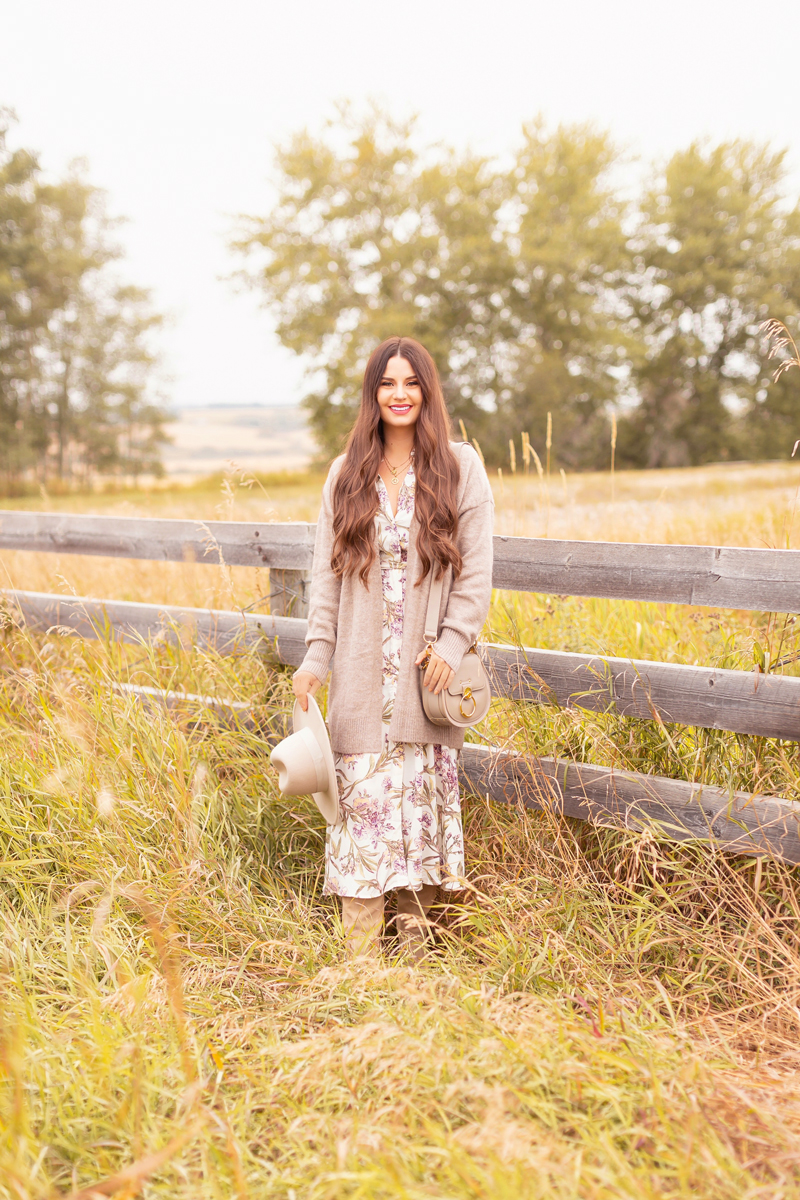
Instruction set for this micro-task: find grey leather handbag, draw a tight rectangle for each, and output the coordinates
[418,572,491,728]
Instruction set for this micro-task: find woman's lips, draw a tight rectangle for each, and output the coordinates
[389,404,412,414]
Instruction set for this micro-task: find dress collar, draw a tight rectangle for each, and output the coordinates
[376,465,415,523]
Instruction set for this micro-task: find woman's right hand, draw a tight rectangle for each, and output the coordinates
[293,670,321,712]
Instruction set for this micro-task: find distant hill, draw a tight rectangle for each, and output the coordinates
[162,404,315,479]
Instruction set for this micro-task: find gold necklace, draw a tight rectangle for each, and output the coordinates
[382,452,412,485]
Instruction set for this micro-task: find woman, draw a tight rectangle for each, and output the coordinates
[293,336,494,959]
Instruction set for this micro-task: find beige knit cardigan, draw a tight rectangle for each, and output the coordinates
[297,441,495,753]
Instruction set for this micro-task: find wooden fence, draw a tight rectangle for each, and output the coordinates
[2,510,800,863]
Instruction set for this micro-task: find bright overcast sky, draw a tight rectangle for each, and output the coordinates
[3,0,800,410]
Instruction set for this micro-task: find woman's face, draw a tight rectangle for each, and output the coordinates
[376,355,423,431]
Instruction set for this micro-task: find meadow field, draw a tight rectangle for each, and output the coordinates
[160,406,315,482]
[3,460,800,1197]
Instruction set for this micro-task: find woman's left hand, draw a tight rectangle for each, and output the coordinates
[414,646,455,695]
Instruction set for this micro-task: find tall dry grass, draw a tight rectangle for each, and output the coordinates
[2,627,800,1197]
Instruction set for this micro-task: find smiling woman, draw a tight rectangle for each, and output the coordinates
[377,355,424,503]
[289,336,495,961]
[327,339,466,588]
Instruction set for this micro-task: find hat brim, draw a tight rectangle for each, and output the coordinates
[293,695,339,825]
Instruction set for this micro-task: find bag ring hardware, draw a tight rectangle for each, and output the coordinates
[419,641,436,671]
[459,686,477,720]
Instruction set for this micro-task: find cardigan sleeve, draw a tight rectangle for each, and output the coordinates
[296,460,343,682]
[434,444,495,671]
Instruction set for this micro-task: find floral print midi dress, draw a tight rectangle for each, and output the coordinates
[324,466,465,900]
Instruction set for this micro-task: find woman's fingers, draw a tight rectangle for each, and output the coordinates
[292,671,321,712]
[422,654,438,691]
[423,652,454,694]
[434,665,455,695]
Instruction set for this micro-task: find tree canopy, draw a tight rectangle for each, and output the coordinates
[621,141,800,467]
[235,107,800,469]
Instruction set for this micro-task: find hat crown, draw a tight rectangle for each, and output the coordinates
[269,695,340,825]
[270,726,327,797]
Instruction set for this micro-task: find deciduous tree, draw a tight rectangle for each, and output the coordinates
[0,112,168,492]
[619,141,800,467]
[496,120,632,468]
[234,107,631,466]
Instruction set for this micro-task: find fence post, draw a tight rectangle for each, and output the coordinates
[270,569,311,619]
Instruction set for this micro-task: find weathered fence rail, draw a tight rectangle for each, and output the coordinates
[0,512,317,569]
[3,511,800,611]
[3,510,800,863]
[4,590,308,663]
[459,746,800,862]
[7,590,800,742]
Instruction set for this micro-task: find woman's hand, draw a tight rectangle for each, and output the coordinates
[414,646,455,695]
[293,670,321,712]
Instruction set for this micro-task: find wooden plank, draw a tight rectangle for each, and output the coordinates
[113,683,259,729]
[4,510,800,612]
[3,590,309,665]
[492,536,800,612]
[460,745,800,864]
[0,511,315,570]
[484,644,800,741]
[7,590,800,740]
[112,683,289,740]
[111,682,800,864]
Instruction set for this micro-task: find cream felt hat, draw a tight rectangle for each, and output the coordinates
[270,695,339,825]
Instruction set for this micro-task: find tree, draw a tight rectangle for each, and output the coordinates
[233,106,512,458]
[619,140,800,467]
[236,110,800,470]
[0,112,169,491]
[34,165,120,481]
[233,106,631,466]
[0,116,85,485]
[494,120,632,468]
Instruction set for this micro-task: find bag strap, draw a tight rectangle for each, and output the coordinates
[423,442,471,645]
[424,572,444,644]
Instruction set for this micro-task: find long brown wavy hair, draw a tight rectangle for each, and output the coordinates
[331,337,463,586]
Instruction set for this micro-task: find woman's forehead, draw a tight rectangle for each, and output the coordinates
[383,355,417,378]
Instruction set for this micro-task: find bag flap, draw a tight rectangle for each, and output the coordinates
[445,652,488,697]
